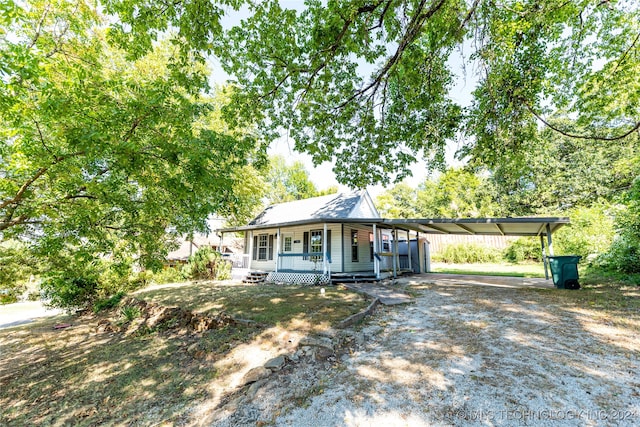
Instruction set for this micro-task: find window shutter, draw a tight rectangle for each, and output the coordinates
[327,230,332,262]
[268,234,274,260]
[303,232,309,260]
[253,236,258,260]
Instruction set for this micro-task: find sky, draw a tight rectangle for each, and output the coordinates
[209,1,478,199]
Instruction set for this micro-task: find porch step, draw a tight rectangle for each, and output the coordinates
[330,273,379,284]
[242,271,268,284]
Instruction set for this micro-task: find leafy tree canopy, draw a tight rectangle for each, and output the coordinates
[105,0,640,187]
[263,154,337,204]
[1,0,263,270]
[376,167,498,218]
[375,182,419,218]
[485,120,639,215]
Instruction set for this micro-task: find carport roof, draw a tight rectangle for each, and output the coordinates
[382,217,569,236]
[219,217,569,236]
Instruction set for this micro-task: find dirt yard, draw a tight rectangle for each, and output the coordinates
[214,277,640,426]
[1,276,639,426]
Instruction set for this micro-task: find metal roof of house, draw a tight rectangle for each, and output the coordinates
[246,190,379,227]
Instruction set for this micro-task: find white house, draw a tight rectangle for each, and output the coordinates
[217,190,429,284]
[217,190,570,284]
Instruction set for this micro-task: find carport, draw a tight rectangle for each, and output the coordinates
[379,217,570,280]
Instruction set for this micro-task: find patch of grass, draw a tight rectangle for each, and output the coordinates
[0,281,368,426]
[134,282,368,332]
[430,262,546,278]
[120,305,141,322]
[93,291,126,313]
[582,268,640,288]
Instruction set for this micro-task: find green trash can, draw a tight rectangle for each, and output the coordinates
[548,256,581,289]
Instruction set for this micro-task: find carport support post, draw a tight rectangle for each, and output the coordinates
[425,238,431,273]
[546,224,555,256]
[416,231,420,273]
[540,235,549,280]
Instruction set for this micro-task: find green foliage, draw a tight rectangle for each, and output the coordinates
[485,125,639,215]
[105,0,639,188]
[596,177,640,276]
[0,240,37,299]
[0,290,19,305]
[93,291,126,313]
[120,305,141,322]
[39,252,150,311]
[183,247,231,281]
[376,183,418,218]
[40,272,100,312]
[151,267,186,285]
[432,243,501,264]
[417,169,499,217]
[1,1,264,306]
[598,236,640,275]
[377,168,498,218]
[504,238,542,263]
[553,205,616,258]
[262,155,336,205]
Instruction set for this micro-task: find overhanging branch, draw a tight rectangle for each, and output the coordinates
[527,105,640,141]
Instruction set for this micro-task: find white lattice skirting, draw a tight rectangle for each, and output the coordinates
[266,272,330,285]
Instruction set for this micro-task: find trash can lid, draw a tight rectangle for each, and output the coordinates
[548,255,582,261]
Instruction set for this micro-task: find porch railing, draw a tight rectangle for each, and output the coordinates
[277,252,332,275]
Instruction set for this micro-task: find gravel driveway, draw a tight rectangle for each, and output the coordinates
[221,277,639,426]
[0,301,63,330]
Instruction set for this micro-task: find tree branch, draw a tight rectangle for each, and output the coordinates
[0,167,49,211]
[26,3,51,49]
[337,0,447,109]
[0,151,86,211]
[527,105,640,141]
[611,30,640,75]
[458,0,480,34]
[0,215,32,232]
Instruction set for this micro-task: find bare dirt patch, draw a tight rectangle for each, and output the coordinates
[3,278,638,426]
[0,281,369,426]
[225,278,640,426]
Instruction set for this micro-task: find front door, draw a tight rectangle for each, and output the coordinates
[281,233,294,270]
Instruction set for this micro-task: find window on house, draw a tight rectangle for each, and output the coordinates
[283,236,292,252]
[258,234,268,260]
[369,232,374,261]
[252,234,273,261]
[311,230,323,261]
[351,230,359,262]
[382,235,390,252]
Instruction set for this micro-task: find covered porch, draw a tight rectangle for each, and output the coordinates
[219,217,569,285]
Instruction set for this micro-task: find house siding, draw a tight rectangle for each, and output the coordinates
[342,225,375,273]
